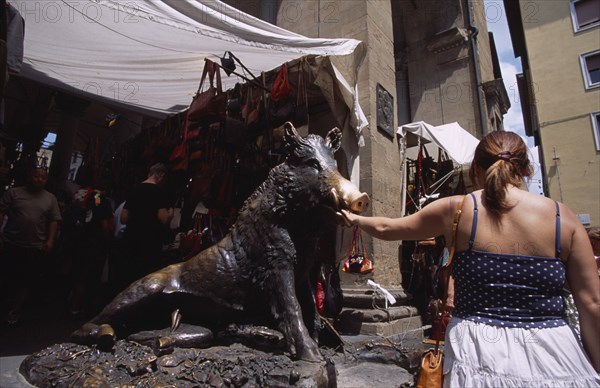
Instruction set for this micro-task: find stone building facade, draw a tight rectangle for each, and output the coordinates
[505,0,600,227]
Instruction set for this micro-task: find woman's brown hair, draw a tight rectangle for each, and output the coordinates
[469,131,532,217]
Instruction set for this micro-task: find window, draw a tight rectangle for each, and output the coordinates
[570,0,600,32]
[592,112,600,151]
[580,50,600,89]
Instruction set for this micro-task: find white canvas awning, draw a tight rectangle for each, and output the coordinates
[398,121,480,165]
[11,0,367,137]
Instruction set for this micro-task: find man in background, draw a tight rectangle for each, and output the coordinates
[120,163,173,287]
[0,165,61,325]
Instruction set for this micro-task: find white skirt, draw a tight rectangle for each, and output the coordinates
[443,317,600,387]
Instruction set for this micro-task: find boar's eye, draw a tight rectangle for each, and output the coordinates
[307,159,322,171]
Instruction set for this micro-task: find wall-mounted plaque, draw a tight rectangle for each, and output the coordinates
[376,83,394,138]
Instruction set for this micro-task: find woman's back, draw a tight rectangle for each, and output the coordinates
[452,189,567,329]
[454,187,575,262]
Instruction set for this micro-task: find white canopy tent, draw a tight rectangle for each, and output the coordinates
[397,121,480,166]
[397,121,480,212]
[10,0,367,141]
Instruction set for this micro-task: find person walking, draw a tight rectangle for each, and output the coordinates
[0,165,62,325]
[61,175,114,316]
[340,131,599,386]
[120,163,173,287]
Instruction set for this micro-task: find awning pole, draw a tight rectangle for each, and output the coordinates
[212,62,270,92]
[210,51,270,92]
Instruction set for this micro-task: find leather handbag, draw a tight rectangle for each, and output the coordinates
[269,98,295,128]
[270,63,292,102]
[179,213,205,259]
[342,226,374,274]
[315,280,326,315]
[242,85,261,126]
[170,111,192,168]
[323,263,343,316]
[429,298,451,342]
[188,59,227,122]
[268,63,295,127]
[416,347,443,388]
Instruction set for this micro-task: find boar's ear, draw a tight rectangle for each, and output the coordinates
[326,127,342,153]
[283,121,301,148]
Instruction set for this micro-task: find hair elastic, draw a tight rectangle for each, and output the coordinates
[497,151,512,161]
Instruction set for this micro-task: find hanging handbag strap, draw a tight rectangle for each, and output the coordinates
[447,195,467,268]
[196,60,211,94]
[356,227,366,258]
[347,226,357,257]
[213,60,223,94]
[196,59,223,94]
[347,225,365,257]
[297,58,306,107]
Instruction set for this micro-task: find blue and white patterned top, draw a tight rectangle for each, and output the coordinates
[452,194,567,329]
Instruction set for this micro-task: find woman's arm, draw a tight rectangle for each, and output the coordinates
[565,210,600,372]
[340,195,461,241]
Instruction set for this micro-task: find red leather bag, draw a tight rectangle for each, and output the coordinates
[242,86,263,127]
[429,299,452,341]
[270,63,292,102]
[188,59,227,122]
[180,213,205,259]
[342,226,374,274]
[315,281,326,315]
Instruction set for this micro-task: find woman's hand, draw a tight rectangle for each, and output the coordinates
[338,209,358,228]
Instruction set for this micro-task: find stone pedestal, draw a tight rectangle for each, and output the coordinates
[334,287,423,341]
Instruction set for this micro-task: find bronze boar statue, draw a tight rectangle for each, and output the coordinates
[71,122,369,362]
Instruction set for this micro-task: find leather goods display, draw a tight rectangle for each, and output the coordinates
[342,226,374,274]
[188,59,227,122]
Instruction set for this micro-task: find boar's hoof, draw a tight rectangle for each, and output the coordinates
[297,343,323,363]
[97,324,116,351]
[70,322,100,345]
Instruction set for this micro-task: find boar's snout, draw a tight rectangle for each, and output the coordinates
[332,177,370,214]
[349,192,370,214]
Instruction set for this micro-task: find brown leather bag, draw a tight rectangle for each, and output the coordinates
[429,299,452,342]
[188,59,227,122]
[416,348,443,388]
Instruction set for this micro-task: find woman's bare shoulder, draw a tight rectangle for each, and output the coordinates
[519,191,577,221]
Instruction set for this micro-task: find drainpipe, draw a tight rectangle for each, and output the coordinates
[465,0,488,136]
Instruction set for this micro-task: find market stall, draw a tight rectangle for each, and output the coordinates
[398,121,480,213]
[1,0,369,281]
